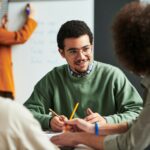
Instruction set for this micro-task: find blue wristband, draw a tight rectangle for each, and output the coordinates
[95,122,99,136]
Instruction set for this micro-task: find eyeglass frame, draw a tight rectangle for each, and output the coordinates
[64,44,93,57]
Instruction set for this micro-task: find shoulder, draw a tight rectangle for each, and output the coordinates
[94,61,126,77]
[10,101,35,120]
[34,64,67,88]
[0,100,36,129]
[52,64,68,73]
[39,64,67,80]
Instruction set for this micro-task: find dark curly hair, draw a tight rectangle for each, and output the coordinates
[57,20,93,49]
[112,2,150,75]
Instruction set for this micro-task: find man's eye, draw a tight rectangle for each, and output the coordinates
[70,50,77,54]
[83,47,89,52]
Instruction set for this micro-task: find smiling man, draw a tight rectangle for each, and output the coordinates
[60,34,93,75]
[24,20,143,132]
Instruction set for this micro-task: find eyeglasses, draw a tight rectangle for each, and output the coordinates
[66,45,92,57]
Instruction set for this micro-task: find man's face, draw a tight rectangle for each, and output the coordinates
[59,34,93,73]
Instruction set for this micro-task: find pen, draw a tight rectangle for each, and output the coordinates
[49,108,60,118]
[49,108,66,125]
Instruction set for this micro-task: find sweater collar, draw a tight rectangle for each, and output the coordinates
[68,62,94,78]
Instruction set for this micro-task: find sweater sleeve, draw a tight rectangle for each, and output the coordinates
[24,84,52,130]
[0,18,37,45]
[104,104,150,150]
[105,68,143,124]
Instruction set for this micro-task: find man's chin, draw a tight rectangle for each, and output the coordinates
[75,68,88,73]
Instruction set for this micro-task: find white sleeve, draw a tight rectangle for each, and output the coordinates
[9,102,59,150]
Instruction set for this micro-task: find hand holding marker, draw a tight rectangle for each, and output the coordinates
[49,102,79,131]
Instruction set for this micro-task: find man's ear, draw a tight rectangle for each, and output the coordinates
[58,49,65,58]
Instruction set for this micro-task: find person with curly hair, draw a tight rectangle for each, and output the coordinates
[51,1,150,150]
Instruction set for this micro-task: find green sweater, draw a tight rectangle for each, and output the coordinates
[24,61,143,130]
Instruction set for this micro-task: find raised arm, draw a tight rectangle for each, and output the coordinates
[0,4,37,45]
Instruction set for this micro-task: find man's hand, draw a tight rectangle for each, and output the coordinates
[84,108,107,125]
[65,118,94,133]
[51,132,105,150]
[50,115,68,132]
[1,14,8,28]
[51,132,79,147]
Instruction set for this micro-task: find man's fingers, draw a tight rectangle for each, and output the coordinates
[51,116,66,131]
[60,115,68,121]
[51,135,60,144]
[86,108,93,115]
[84,113,97,121]
[86,117,99,123]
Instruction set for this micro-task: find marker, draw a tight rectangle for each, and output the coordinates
[26,4,30,15]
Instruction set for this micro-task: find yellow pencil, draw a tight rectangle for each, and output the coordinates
[63,102,79,132]
[69,102,79,120]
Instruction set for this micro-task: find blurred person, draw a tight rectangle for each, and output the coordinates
[0,98,59,150]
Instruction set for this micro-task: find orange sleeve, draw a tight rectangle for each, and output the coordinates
[0,18,37,45]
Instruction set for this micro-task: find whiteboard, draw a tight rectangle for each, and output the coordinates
[8,0,94,103]
[141,0,150,2]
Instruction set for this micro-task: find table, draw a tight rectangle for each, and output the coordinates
[45,131,94,150]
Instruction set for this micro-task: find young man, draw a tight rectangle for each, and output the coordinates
[0,4,37,100]
[24,19,143,131]
[51,2,150,150]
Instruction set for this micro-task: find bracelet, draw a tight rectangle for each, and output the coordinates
[95,122,99,136]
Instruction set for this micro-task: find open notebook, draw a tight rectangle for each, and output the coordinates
[45,131,94,150]
[45,130,63,139]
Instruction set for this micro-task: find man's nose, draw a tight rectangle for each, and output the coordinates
[76,50,85,58]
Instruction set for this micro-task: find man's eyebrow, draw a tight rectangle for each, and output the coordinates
[67,48,78,51]
[67,45,91,51]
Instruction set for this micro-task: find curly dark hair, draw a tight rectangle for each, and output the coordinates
[57,20,93,49]
[112,2,150,75]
